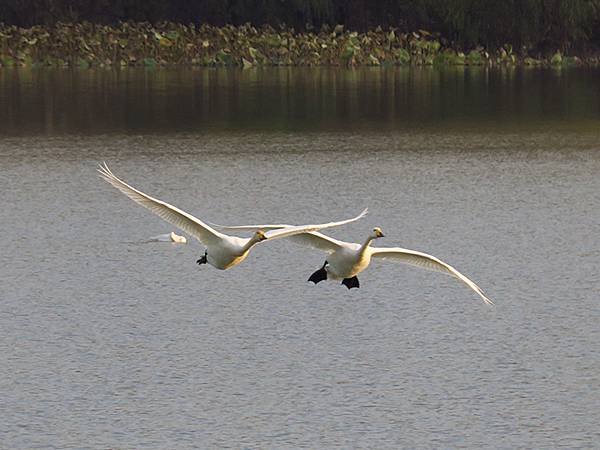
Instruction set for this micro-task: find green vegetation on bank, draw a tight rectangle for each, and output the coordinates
[3,1,600,52]
[1,22,597,69]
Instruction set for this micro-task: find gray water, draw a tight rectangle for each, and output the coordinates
[1,68,599,449]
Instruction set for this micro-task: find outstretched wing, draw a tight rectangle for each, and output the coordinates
[210,208,367,236]
[371,247,494,305]
[282,231,349,253]
[262,208,368,242]
[210,210,366,252]
[208,223,291,233]
[210,221,348,252]
[98,163,227,246]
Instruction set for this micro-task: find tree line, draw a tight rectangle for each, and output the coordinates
[2,0,599,52]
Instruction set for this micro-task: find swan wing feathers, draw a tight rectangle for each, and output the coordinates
[371,247,494,305]
[208,223,290,232]
[210,208,368,237]
[262,208,368,241]
[208,222,347,252]
[98,163,226,246]
[284,232,348,252]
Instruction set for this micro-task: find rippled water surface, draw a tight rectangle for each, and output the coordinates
[0,68,599,448]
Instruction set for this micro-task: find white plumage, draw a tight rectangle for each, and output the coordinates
[212,223,493,305]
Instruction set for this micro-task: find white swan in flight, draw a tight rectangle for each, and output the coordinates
[148,232,188,243]
[98,163,367,270]
[211,223,493,305]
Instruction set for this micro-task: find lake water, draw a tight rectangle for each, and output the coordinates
[0,67,599,449]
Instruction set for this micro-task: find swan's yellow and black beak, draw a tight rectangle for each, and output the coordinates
[374,227,385,238]
[256,230,268,241]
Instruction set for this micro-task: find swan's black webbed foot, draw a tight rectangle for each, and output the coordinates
[196,250,208,265]
[308,260,328,284]
[341,276,360,289]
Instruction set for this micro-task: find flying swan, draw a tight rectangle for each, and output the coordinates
[98,163,367,270]
[211,223,494,305]
[148,232,188,243]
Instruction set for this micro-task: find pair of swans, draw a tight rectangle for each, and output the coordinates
[99,163,493,305]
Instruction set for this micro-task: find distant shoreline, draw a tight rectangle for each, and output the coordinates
[1,22,599,69]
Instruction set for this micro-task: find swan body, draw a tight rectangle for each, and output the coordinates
[212,223,493,305]
[325,242,370,279]
[98,163,367,271]
[148,232,188,243]
[201,234,261,270]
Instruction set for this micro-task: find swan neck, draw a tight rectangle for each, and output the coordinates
[241,236,260,253]
[359,236,375,256]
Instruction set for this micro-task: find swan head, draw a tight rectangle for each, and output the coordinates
[253,230,268,242]
[371,227,385,239]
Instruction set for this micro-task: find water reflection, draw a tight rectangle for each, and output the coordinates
[0,67,599,135]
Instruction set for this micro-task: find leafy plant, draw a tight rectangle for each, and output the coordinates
[1,20,598,68]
